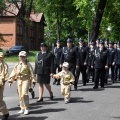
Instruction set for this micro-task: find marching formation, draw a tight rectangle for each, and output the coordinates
[0,38,120,120]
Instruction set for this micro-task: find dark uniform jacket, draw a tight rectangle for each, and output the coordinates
[60,46,79,67]
[34,51,54,74]
[92,47,109,68]
[88,48,95,66]
[77,46,88,66]
[53,46,62,65]
[108,48,116,65]
[115,48,120,65]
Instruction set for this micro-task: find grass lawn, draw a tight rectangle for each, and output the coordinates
[4,51,39,62]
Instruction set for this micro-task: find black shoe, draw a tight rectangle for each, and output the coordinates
[74,86,77,91]
[86,79,89,83]
[53,80,57,85]
[37,98,43,102]
[93,86,98,89]
[105,81,108,84]
[56,82,60,85]
[2,114,9,120]
[112,81,115,83]
[83,83,86,86]
[50,92,53,100]
[101,86,105,88]
[31,91,35,99]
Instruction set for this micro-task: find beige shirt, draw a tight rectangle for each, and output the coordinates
[0,61,8,86]
[9,62,37,83]
[53,70,75,85]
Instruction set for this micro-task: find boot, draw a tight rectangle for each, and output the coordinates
[53,80,57,85]
[50,91,53,100]
[74,85,77,91]
[56,80,60,85]
[2,114,9,120]
[37,97,43,102]
[29,88,35,99]
[83,82,86,86]
[31,91,35,99]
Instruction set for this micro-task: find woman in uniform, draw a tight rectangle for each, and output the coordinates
[34,42,54,102]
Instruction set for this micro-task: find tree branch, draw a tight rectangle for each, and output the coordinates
[4,9,17,16]
[11,0,21,11]
[27,0,33,17]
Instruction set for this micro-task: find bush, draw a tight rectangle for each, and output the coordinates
[4,51,38,62]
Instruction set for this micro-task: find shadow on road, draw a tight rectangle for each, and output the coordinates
[70,97,83,103]
[9,115,48,120]
[112,116,120,119]
[70,97,93,103]
[106,85,120,88]
[8,101,58,112]
[78,88,105,91]
[30,101,58,106]
[51,97,64,101]
[8,108,66,119]
[31,108,66,114]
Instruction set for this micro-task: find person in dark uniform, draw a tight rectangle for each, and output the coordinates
[52,40,62,85]
[34,42,54,102]
[76,38,88,86]
[60,38,79,90]
[114,42,117,49]
[86,42,95,82]
[92,41,109,89]
[95,38,100,49]
[105,39,109,49]
[114,42,120,81]
[106,41,116,83]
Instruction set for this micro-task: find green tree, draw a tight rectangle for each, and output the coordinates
[100,0,120,41]
[0,0,5,14]
[34,0,82,46]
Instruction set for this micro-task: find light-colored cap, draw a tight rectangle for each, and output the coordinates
[0,52,4,57]
[62,62,69,68]
[18,51,27,57]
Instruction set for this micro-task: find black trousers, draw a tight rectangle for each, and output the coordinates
[76,65,87,85]
[114,65,120,80]
[94,67,106,87]
[54,64,62,81]
[86,66,94,82]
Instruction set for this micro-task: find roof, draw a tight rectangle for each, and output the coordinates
[30,13,43,22]
[2,2,21,16]
[1,2,44,23]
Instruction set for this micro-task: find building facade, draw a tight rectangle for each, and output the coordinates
[0,2,45,50]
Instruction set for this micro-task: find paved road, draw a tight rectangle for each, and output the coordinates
[1,62,120,120]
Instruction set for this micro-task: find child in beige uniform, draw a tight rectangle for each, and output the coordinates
[51,62,75,103]
[0,52,9,120]
[8,51,37,115]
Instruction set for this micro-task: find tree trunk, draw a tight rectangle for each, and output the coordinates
[56,14,60,40]
[90,0,108,43]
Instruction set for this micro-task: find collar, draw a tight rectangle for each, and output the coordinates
[62,70,69,74]
[42,51,46,54]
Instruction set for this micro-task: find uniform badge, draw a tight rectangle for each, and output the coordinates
[95,53,100,58]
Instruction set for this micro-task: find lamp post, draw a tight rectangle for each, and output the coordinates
[107,26,111,31]
[107,26,111,40]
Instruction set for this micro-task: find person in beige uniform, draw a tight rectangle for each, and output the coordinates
[51,62,75,104]
[8,51,36,115]
[0,52,9,120]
